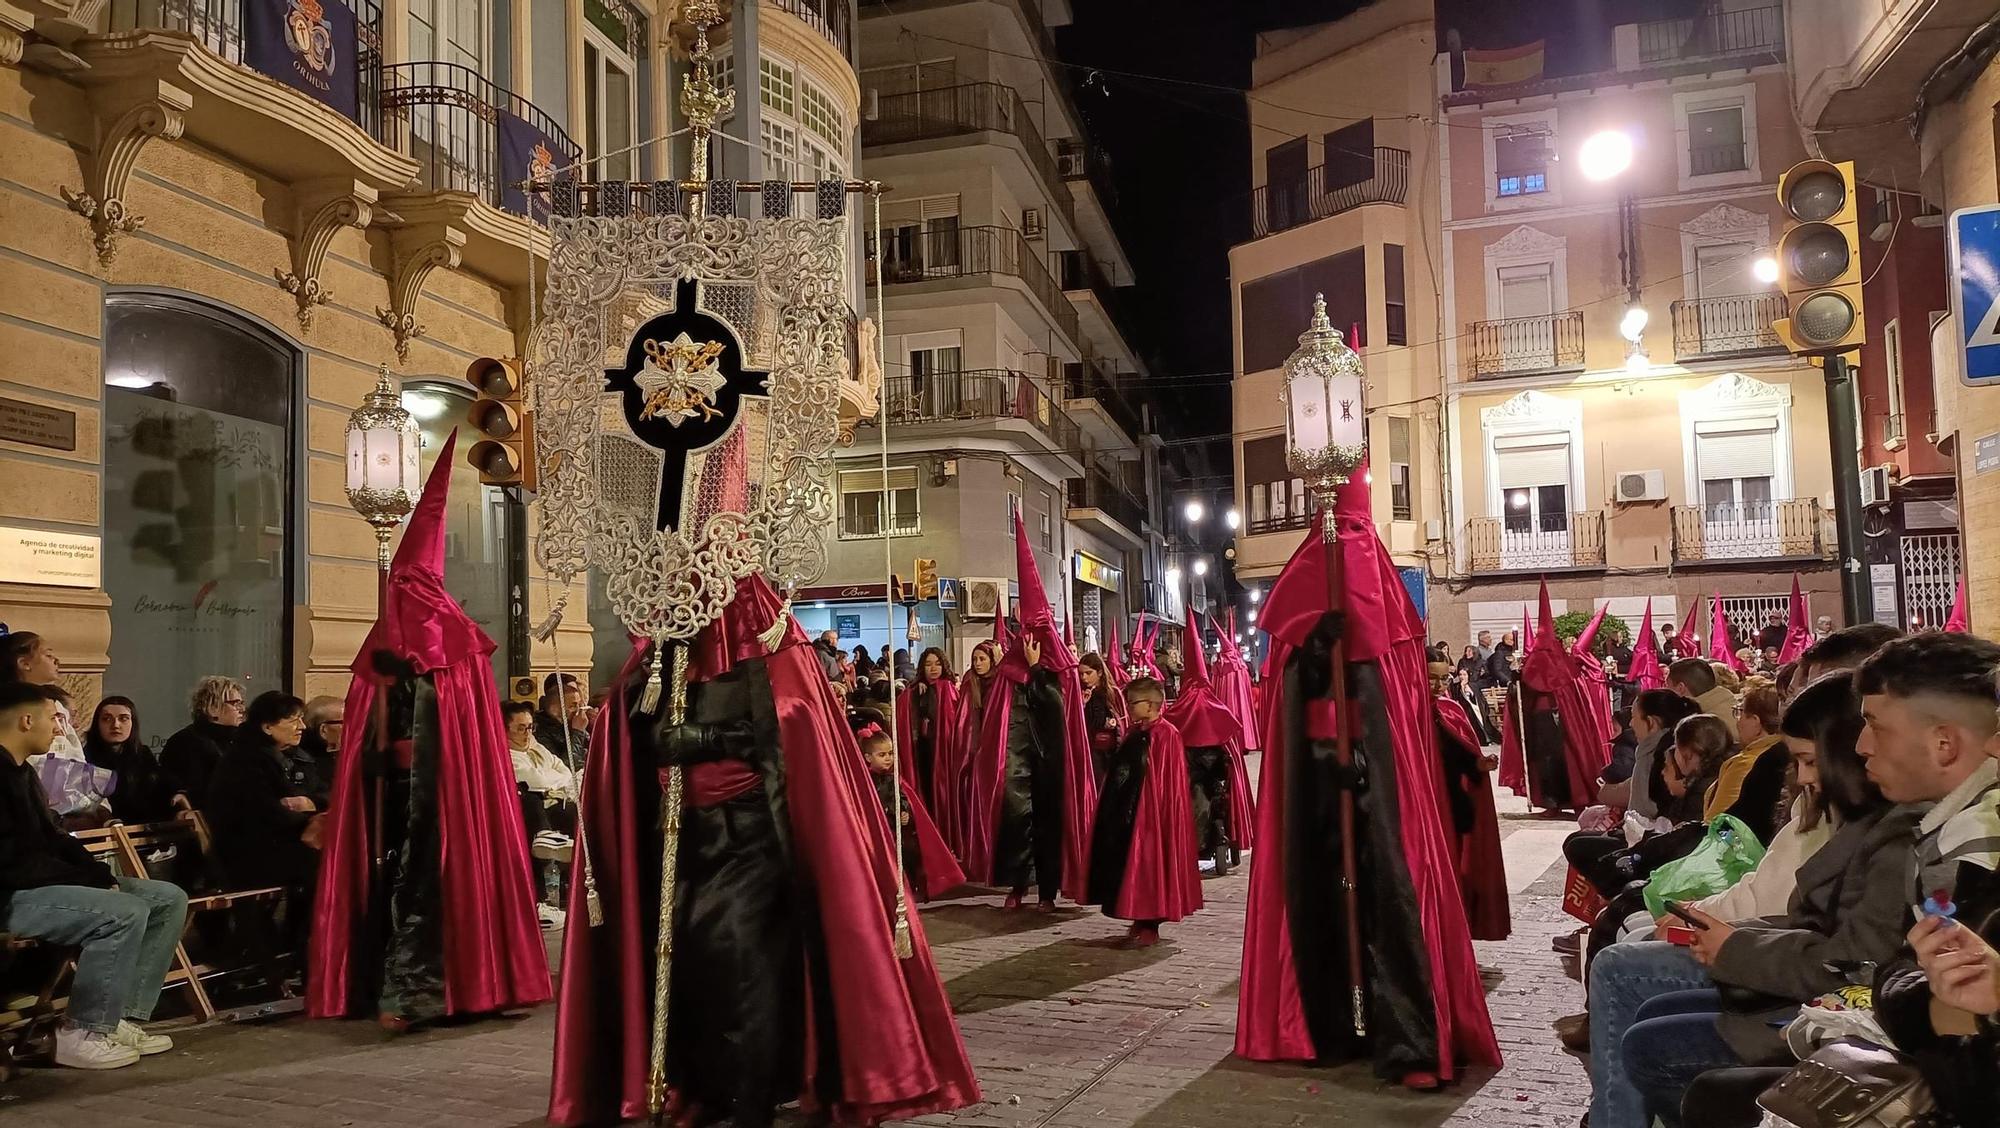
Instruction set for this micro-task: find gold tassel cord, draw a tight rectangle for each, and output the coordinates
[645,643,690,1122]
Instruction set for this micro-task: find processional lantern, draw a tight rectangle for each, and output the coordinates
[1281,293,1368,496]
[344,364,423,572]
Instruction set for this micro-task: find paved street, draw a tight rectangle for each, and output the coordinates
[3,773,1591,1127]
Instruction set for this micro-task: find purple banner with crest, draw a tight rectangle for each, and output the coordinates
[498,110,564,217]
[244,0,359,121]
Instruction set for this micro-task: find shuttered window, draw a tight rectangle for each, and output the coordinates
[1494,434,1569,489]
[1694,418,1777,480]
[838,466,921,539]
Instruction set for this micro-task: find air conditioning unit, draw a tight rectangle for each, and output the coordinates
[962,577,1006,620]
[1614,469,1667,503]
[1022,208,1044,238]
[1861,465,1893,508]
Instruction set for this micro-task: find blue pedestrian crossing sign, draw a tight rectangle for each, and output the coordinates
[1950,204,2000,384]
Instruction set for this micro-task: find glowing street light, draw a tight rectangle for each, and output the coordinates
[1184,499,1206,524]
[1193,559,1209,577]
[1224,507,1241,530]
[1249,588,1262,604]
[1580,129,1634,181]
[1619,304,1649,342]
[1753,255,1780,285]
[1164,566,1182,587]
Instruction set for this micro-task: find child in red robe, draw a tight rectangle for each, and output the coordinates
[1086,677,1201,948]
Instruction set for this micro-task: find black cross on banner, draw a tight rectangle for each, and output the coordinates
[602,279,769,532]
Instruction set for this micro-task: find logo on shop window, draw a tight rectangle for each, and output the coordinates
[283,0,337,85]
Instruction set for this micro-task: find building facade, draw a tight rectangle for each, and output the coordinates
[0,0,876,722]
[807,0,1172,673]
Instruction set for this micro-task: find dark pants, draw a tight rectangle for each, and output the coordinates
[1681,1066,1789,1128]
[1622,989,1739,1128]
[1186,745,1232,862]
[997,746,1065,902]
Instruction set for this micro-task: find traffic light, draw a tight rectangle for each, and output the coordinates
[1772,160,1865,355]
[465,356,536,489]
[914,557,939,601]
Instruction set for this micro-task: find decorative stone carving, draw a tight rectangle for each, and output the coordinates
[1481,387,1578,425]
[1681,203,1768,237]
[1700,371,1788,404]
[276,178,377,329]
[375,225,466,364]
[1484,224,1567,259]
[60,80,193,266]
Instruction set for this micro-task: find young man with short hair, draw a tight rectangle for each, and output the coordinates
[1797,623,1901,686]
[0,681,189,1069]
[1665,657,1736,719]
[1855,632,2000,1127]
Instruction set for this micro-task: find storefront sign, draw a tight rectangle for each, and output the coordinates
[0,397,76,451]
[796,583,892,603]
[244,0,359,121]
[1976,432,2000,475]
[835,614,861,639]
[0,526,100,588]
[1071,552,1121,592]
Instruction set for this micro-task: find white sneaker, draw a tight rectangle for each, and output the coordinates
[110,1020,173,1056]
[538,904,566,931]
[54,1026,140,1070]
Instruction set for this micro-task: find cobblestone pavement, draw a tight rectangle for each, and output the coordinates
[3,765,1591,1127]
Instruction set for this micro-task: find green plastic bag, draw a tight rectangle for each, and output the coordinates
[1642,814,1767,918]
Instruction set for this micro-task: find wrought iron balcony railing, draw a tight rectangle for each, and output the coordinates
[1467,510,1608,573]
[1056,136,1118,209]
[380,62,582,217]
[1672,499,1829,563]
[1636,4,1784,65]
[1067,464,1146,536]
[1690,141,1749,176]
[1251,147,1409,238]
[861,81,1076,234]
[1469,310,1587,379]
[767,0,851,56]
[867,224,1081,344]
[871,369,1081,457]
[1670,293,1788,361]
[1063,358,1143,442]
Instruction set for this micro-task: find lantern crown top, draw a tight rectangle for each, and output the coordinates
[1284,292,1362,379]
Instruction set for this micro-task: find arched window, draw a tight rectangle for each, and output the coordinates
[101,294,298,728]
[401,381,513,686]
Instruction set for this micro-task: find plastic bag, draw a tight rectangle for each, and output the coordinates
[1642,814,1767,918]
[33,755,114,817]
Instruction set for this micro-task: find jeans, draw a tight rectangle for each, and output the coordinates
[1,877,189,1033]
[1622,989,1739,1127]
[1588,940,1713,1128]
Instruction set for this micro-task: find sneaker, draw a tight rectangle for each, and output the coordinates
[533,831,573,849]
[539,904,567,931]
[1551,930,1583,954]
[1553,1012,1590,1053]
[110,1020,173,1056]
[54,1027,140,1070]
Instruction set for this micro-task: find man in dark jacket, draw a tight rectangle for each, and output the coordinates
[158,675,243,808]
[287,695,342,812]
[0,682,188,1070]
[1855,633,2000,1128]
[534,673,587,769]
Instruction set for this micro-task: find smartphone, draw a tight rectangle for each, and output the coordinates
[1661,899,1710,930]
[1662,924,1699,946]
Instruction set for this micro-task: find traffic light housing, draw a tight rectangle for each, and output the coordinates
[465,356,536,489]
[1772,159,1865,355]
[914,557,939,601]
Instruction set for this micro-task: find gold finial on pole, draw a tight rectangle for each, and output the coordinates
[679,0,732,184]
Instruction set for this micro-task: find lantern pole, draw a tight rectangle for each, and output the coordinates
[1281,294,1371,1038]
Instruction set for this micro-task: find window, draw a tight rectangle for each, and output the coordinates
[1687,105,1747,176]
[1494,128,1549,197]
[1265,136,1308,230]
[1385,243,1407,345]
[1039,492,1053,551]
[759,57,795,115]
[408,0,488,187]
[1498,262,1554,320]
[1693,418,1779,523]
[838,466,920,538]
[1494,434,1570,532]
[1388,415,1413,521]
[1884,319,1906,443]
[1242,434,1314,534]
[799,77,845,149]
[756,59,844,183]
[759,117,798,182]
[861,59,958,97]
[711,42,737,119]
[1240,248,1368,373]
[880,195,960,277]
[1323,118,1375,191]
[583,18,637,180]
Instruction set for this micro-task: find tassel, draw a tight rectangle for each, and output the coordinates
[531,604,565,642]
[638,642,665,715]
[892,890,914,960]
[756,599,791,654]
[583,863,605,927]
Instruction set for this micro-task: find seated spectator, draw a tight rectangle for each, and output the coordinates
[1667,658,1737,721]
[1795,622,1901,685]
[83,695,185,823]
[506,700,575,929]
[1586,673,1918,1128]
[2,630,86,764]
[159,676,244,808]
[534,673,586,768]
[1708,686,1789,844]
[287,696,342,812]
[1854,633,2000,1127]
[0,682,188,1070]
[204,692,319,953]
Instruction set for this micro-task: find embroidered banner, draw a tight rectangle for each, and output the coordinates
[499,111,564,216]
[244,0,359,120]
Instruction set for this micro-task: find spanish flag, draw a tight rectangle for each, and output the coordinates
[1463,40,1546,88]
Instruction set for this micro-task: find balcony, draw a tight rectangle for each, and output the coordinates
[1246,494,1319,537]
[1067,463,1147,545]
[1056,136,1118,209]
[767,0,850,56]
[1672,500,1830,564]
[1064,358,1143,451]
[1671,294,1788,362]
[868,224,1081,345]
[1467,510,1607,573]
[870,369,1081,463]
[1470,311,1587,379]
[1636,5,1784,67]
[381,62,580,219]
[862,82,1077,236]
[1250,147,1409,239]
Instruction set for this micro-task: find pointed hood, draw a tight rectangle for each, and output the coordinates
[1180,611,1212,689]
[1521,606,1535,652]
[1627,599,1664,691]
[1571,601,1612,657]
[1213,613,1244,663]
[1946,577,1970,633]
[1779,574,1815,661]
[352,430,494,677]
[1709,592,1745,672]
[1675,599,1703,657]
[1519,579,1574,692]
[994,510,1075,675]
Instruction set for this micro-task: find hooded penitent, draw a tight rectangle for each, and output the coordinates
[308,432,552,1022]
[961,513,1098,901]
[1165,616,1257,856]
[1085,697,1201,924]
[1568,602,1618,749]
[548,575,978,1126]
[1779,575,1815,662]
[1235,471,1499,1081]
[1709,592,1747,673]
[1498,581,1612,813]
[1431,683,1510,942]
[1946,577,1970,633]
[1674,599,1703,657]
[1211,611,1261,754]
[1627,599,1664,692]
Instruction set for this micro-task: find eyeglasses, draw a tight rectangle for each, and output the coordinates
[223,697,245,708]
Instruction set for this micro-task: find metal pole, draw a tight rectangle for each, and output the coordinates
[1319,515,1368,1038]
[505,487,530,686]
[1822,354,1871,625]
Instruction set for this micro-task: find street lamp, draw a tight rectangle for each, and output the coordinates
[1249,588,1261,604]
[1753,255,1780,285]
[1280,291,1369,1036]
[1184,499,1205,524]
[1193,559,1209,577]
[1224,507,1240,530]
[1580,129,1634,181]
[1164,566,1182,587]
[345,364,423,578]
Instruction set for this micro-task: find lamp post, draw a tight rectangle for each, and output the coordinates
[343,364,421,881]
[1280,293,1370,1037]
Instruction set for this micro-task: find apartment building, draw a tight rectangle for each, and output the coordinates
[0,0,879,718]
[807,0,1174,671]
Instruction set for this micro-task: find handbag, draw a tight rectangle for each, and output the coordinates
[1756,1038,1939,1128]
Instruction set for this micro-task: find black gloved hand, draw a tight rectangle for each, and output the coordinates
[656,722,737,767]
